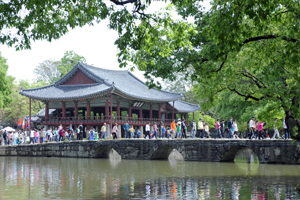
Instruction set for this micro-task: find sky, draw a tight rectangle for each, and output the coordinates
[0,1,210,84]
[0,19,133,83]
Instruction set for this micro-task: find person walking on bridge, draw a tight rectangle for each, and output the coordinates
[198,118,204,138]
[249,116,256,139]
[283,117,289,139]
[100,123,107,139]
[181,119,187,138]
[214,118,222,139]
[190,120,196,138]
[112,123,119,139]
[122,123,130,139]
[272,118,280,139]
[171,120,176,138]
[227,117,233,138]
[145,122,150,139]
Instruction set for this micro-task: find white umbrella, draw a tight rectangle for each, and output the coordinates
[1,126,16,132]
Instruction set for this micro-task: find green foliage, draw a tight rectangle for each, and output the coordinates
[32,50,87,83]
[215,92,285,128]
[33,59,61,83]
[109,0,300,139]
[58,51,87,78]
[186,110,215,128]
[0,52,14,108]
[0,0,109,50]
[1,79,48,125]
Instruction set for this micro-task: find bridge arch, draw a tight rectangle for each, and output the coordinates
[151,145,177,160]
[220,147,259,162]
[94,145,122,159]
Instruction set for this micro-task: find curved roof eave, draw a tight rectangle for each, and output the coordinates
[19,87,114,101]
[113,88,183,102]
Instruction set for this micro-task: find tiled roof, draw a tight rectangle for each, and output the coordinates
[20,83,112,100]
[169,100,200,113]
[28,108,56,122]
[20,62,182,102]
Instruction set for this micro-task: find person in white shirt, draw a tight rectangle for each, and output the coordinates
[249,116,256,139]
[272,118,280,139]
[232,120,239,139]
[145,122,150,139]
[30,129,35,144]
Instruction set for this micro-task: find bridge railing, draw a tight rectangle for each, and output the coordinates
[42,116,179,125]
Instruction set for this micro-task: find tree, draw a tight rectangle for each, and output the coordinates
[1,79,48,126]
[33,59,60,83]
[0,52,14,108]
[58,51,87,78]
[0,0,109,50]
[2,0,300,141]
[107,0,300,141]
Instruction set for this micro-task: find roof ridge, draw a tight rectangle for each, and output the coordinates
[127,71,183,96]
[79,63,113,86]
[82,63,128,72]
[177,100,200,106]
[21,84,55,92]
[57,83,100,87]
[54,62,106,86]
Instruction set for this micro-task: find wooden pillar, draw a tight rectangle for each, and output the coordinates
[150,104,152,120]
[158,104,161,120]
[117,102,120,120]
[110,93,113,131]
[29,98,31,129]
[105,100,109,120]
[139,107,143,119]
[45,101,49,120]
[74,101,78,120]
[172,101,174,120]
[87,100,91,120]
[62,102,66,119]
[129,103,132,119]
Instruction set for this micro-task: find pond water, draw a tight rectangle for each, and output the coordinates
[0,150,299,199]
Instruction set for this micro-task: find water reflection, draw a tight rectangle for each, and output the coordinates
[0,155,299,199]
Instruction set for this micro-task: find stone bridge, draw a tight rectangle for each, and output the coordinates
[0,139,299,164]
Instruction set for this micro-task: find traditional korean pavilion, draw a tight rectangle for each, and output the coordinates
[20,62,200,137]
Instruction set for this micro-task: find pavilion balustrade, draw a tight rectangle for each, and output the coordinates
[43,116,175,125]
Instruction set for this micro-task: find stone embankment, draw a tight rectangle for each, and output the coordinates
[0,139,299,164]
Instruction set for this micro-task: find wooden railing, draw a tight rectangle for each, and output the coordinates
[43,116,175,125]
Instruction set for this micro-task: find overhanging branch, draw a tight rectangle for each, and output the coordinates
[228,86,269,101]
[214,54,227,72]
[242,35,298,46]
[110,0,138,5]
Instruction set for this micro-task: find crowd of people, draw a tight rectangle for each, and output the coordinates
[0,116,290,145]
[0,123,87,146]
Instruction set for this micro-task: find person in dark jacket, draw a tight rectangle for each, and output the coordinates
[78,124,84,140]
[227,117,233,138]
[181,119,186,138]
[220,120,225,138]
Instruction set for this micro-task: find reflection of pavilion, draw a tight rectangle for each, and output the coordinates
[20,62,199,135]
